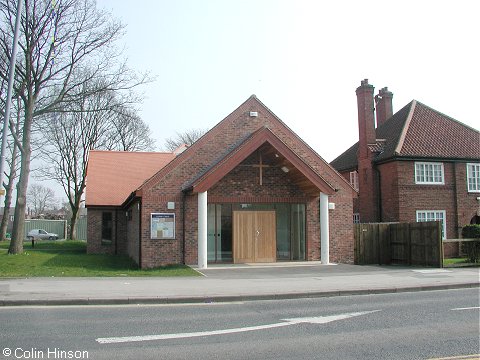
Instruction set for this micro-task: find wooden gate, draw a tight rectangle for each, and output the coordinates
[233,211,276,263]
[354,221,443,267]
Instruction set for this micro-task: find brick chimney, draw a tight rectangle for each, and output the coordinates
[355,79,378,223]
[375,87,393,127]
[356,79,375,159]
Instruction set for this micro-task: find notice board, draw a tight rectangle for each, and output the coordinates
[151,213,175,239]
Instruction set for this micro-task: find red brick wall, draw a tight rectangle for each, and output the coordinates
[87,208,126,255]
[391,160,478,257]
[140,195,183,268]
[338,160,478,259]
[454,162,479,229]
[358,156,378,222]
[137,97,354,268]
[377,161,400,222]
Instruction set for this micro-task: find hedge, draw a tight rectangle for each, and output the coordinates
[461,224,480,263]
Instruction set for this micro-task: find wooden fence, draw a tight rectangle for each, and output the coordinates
[354,221,443,267]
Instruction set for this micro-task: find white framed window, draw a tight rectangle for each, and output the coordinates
[416,210,446,239]
[353,213,360,224]
[467,163,480,192]
[415,162,444,184]
[349,171,359,191]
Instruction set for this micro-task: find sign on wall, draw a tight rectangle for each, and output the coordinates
[151,213,175,239]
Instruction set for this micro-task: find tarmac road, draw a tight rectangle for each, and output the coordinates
[0,288,479,360]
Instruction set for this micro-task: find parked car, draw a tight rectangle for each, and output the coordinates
[27,229,59,241]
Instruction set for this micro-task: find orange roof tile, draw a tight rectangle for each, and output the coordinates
[86,150,175,206]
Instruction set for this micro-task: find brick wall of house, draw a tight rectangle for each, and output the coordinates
[377,161,400,222]
[454,162,480,229]
[87,208,123,255]
[140,194,183,268]
[116,209,128,255]
[394,160,480,257]
[397,161,454,237]
[338,160,478,259]
[137,97,354,268]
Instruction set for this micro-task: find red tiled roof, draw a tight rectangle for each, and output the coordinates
[398,101,480,159]
[86,150,175,206]
[330,100,480,171]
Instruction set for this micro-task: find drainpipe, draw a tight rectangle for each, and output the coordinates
[375,165,383,222]
[114,209,118,255]
[182,192,186,265]
[138,200,142,268]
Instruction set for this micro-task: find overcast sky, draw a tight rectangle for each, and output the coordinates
[95,0,478,163]
[37,0,480,204]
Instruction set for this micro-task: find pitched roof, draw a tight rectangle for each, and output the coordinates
[330,100,480,171]
[185,126,336,195]
[86,150,175,207]
[138,95,353,196]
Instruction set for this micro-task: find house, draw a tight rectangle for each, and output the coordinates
[331,79,480,257]
[85,95,356,268]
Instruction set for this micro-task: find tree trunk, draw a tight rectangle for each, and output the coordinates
[1,101,20,242]
[0,175,16,241]
[8,104,33,254]
[69,207,79,240]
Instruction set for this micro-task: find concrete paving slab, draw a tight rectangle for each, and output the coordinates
[0,265,478,306]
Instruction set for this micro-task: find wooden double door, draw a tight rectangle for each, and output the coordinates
[233,211,276,263]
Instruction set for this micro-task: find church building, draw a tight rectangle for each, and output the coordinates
[85,95,355,268]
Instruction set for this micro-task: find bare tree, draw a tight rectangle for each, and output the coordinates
[164,128,206,152]
[27,183,55,217]
[37,86,155,239]
[106,106,156,151]
[0,0,149,253]
[39,86,114,239]
[0,97,21,240]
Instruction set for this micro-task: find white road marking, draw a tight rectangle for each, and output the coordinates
[412,269,452,274]
[451,307,480,311]
[96,310,380,344]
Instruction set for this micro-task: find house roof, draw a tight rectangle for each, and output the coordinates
[330,100,480,171]
[138,95,353,197]
[86,150,175,207]
[185,126,336,195]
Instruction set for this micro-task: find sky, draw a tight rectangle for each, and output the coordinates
[35,0,480,204]
[94,0,479,163]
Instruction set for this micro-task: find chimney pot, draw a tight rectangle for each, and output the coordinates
[376,86,393,127]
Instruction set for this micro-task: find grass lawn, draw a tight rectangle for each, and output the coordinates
[0,240,200,277]
[443,257,479,267]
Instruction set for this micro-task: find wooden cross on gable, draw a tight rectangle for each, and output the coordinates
[252,151,270,185]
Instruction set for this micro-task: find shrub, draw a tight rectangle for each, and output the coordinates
[461,225,480,263]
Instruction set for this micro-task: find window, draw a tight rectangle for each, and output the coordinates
[353,213,360,224]
[349,171,359,191]
[415,162,444,184]
[416,210,446,239]
[101,212,113,245]
[467,163,480,192]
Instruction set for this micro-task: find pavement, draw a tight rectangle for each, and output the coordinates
[0,263,478,306]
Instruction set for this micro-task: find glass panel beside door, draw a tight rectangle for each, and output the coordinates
[207,204,232,263]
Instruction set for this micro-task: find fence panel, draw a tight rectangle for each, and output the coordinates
[354,221,442,267]
[24,219,67,239]
[76,217,87,240]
